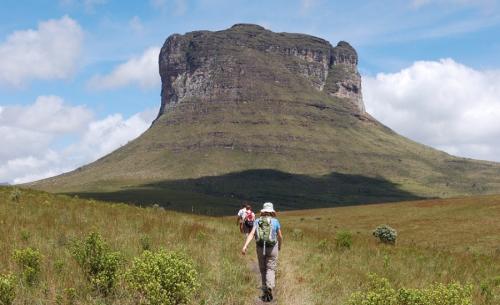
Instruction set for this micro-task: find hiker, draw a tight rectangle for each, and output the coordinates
[241,202,282,302]
[243,205,255,236]
[236,203,250,234]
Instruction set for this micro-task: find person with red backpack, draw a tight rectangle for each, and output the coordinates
[241,202,283,302]
[242,205,255,236]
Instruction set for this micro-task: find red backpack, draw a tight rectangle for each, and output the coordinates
[244,210,255,227]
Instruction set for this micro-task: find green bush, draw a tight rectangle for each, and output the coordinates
[9,188,21,203]
[335,230,353,249]
[373,225,397,244]
[346,273,472,305]
[140,235,152,251]
[12,247,41,286]
[0,273,16,305]
[71,232,122,295]
[64,287,77,305]
[125,249,200,305]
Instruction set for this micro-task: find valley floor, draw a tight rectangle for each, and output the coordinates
[0,186,499,304]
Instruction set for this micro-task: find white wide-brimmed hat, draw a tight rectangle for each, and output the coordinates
[261,202,275,213]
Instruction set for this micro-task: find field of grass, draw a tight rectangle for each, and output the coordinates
[1,186,499,305]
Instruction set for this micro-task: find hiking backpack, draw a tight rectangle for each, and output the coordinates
[255,216,277,248]
[244,211,255,227]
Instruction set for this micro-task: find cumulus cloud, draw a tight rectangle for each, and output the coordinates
[88,47,161,90]
[0,16,83,87]
[0,96,92,161]
[66,108,157,162]
[363,58,500,162]
[0,97,157,184]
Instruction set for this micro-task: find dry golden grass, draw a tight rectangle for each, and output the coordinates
[278,196,500,305]
[1,186,499,305]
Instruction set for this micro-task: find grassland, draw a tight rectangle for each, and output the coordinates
[1,186,499,305]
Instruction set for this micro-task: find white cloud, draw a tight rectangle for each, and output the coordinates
[0,16,83,87]
[0,96,92,161]
[364,58,500,162]
[0,97,157,184]
[67,108,157,162]
[1,95,93,134]
[88,47,161,90]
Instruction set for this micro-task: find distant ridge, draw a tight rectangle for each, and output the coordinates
[28,24,500,214]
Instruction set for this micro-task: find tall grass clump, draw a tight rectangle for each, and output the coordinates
[12,247,41,286]
[125,249,200,305]
[373,225,397,244]
[335,230,353,250]
[0,274,16,305]
[346,273,472,305]
[71,232,122,295]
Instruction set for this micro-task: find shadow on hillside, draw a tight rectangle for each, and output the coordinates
[70,169,424,216]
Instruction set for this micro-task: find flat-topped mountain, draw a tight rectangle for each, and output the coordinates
[29,24,500,214]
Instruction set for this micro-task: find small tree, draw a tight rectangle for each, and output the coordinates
[0,273,16,305]
[125,249,200,305]
[12,247,41,286]
[373,225,397,244]
[71,232,122,295]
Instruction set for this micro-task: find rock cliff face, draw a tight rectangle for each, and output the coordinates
[157,24,365,119]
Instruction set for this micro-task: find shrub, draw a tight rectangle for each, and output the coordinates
[64,287,77,305]
[335,230,352,249]
[0,273,16,305]
[71,232,122,295]
[291,228,304,241]
[12,247,41,286]
[317,239,329,252]
[20,230,31,242]
[373,225,397,244]
[9,188,21,203]
[140,235,152,251]
[346,273,472,305]
[125,249,200,305]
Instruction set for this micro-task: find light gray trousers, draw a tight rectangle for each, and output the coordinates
[256,244,279,290]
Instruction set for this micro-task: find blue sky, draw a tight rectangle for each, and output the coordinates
[1,0,500,183]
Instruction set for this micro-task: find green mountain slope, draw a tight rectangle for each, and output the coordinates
[29,24,500,214]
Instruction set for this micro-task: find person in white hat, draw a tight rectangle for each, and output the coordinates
[241,202,283,302]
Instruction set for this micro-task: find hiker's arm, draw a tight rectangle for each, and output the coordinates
[236,216,240,225]
[241,226,256,255]
[277,229,283,251]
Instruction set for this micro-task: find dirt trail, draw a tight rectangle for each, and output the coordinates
[247,247,313,305]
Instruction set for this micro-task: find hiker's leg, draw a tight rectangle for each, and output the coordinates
[256,246,267,289]
[265,244,279,290]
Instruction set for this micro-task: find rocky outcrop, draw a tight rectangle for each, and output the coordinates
[157,24,365,119]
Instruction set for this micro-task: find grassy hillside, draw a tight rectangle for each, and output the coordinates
[1,186,499,304]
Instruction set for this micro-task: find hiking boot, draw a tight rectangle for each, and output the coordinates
[260,287,273,302]
[267,288,273,301]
